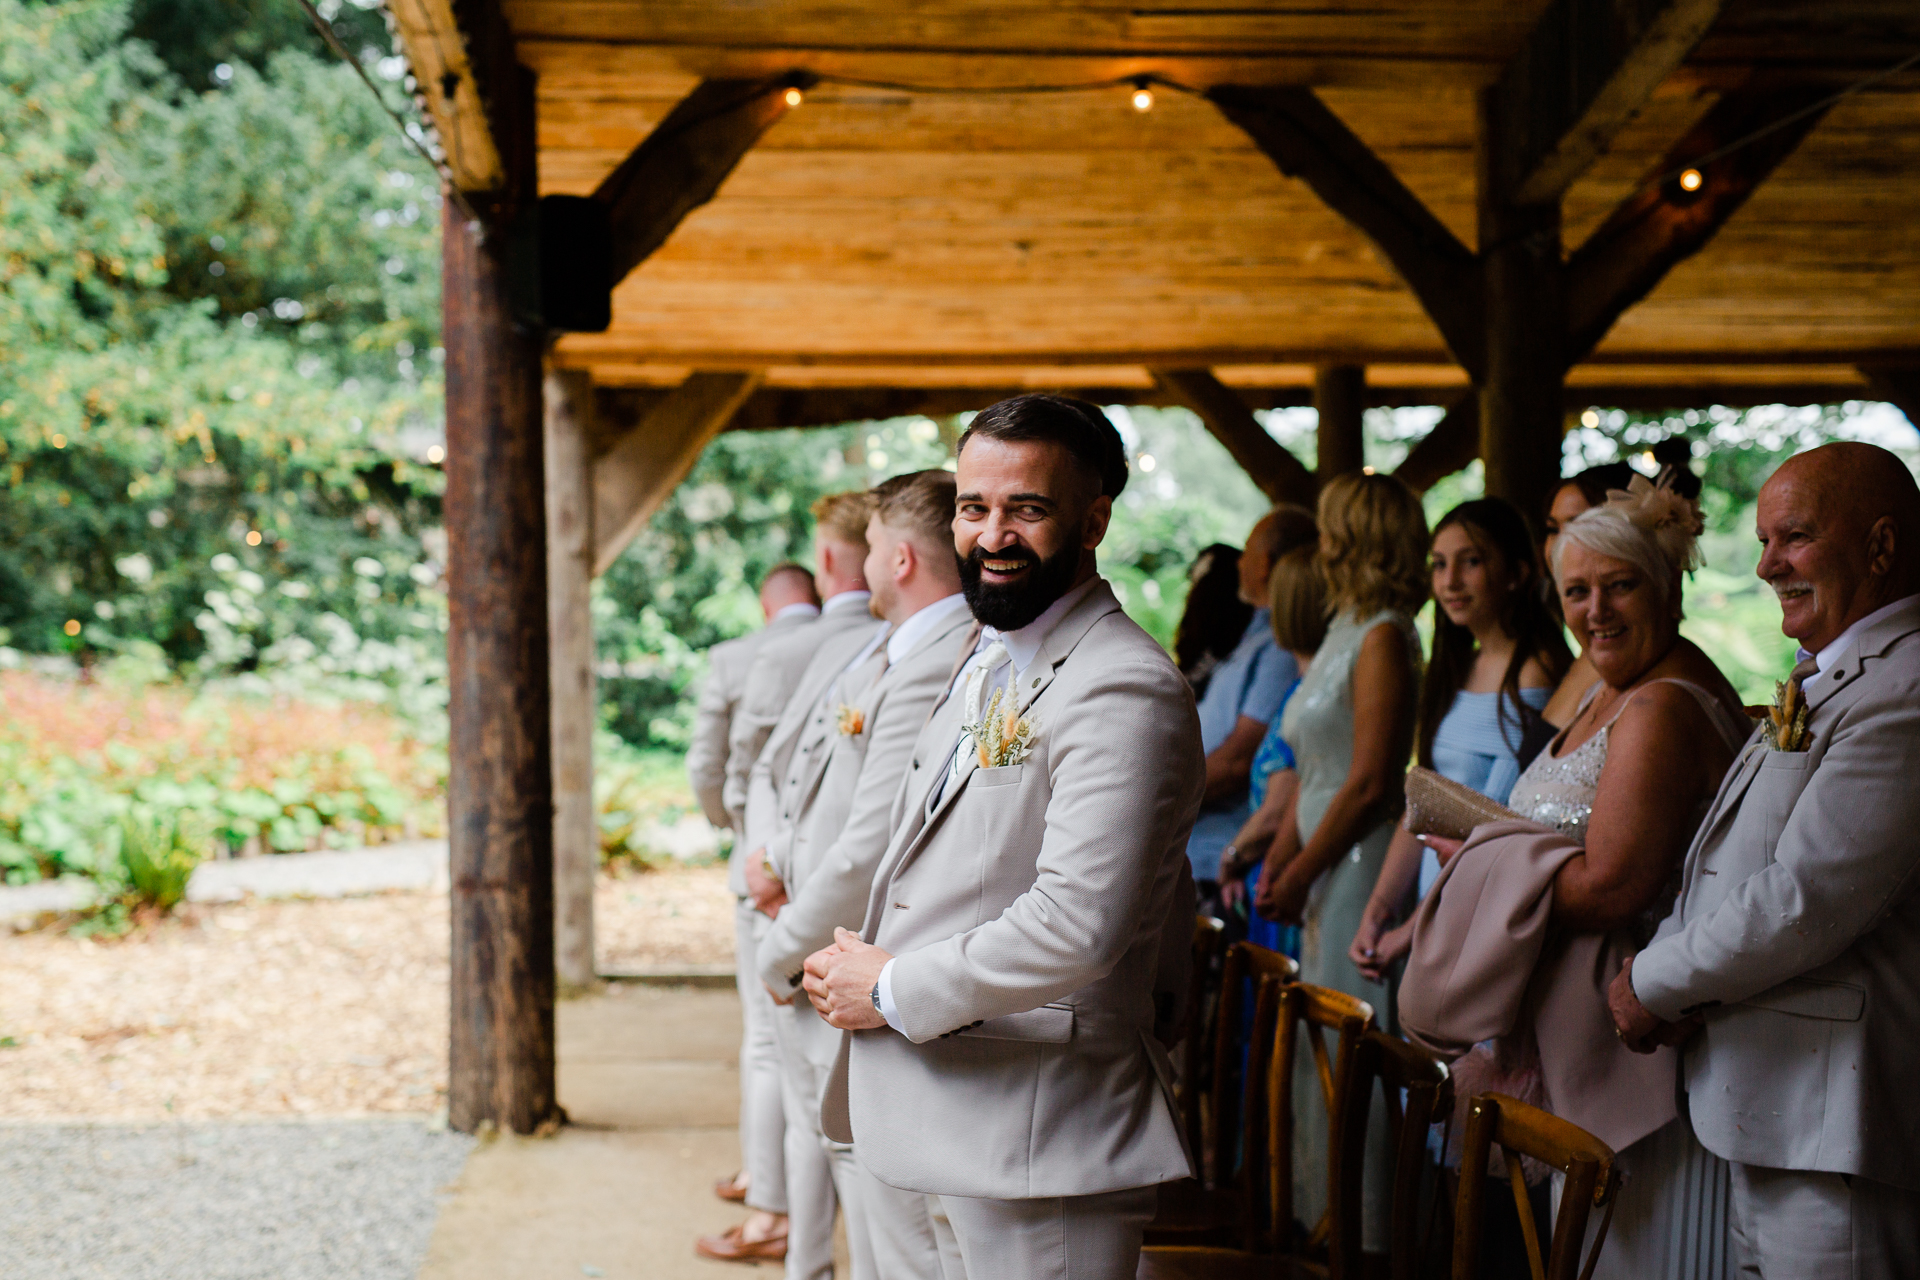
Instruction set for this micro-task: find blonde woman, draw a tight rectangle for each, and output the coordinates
[1253,471,1426,1250]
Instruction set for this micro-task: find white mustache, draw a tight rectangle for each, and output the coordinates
[1771,580,1815,602]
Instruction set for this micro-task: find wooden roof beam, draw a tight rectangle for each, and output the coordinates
[593,371,762,574]
[1394,394,1481,494]
[1567,82,1836,364]
[593,77,813,287]
[1493,0,1723,206]
[390,0,511,192]
[1150,368,1318,509]
[1208,86,1486,382]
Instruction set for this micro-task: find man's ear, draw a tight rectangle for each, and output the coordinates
[1866,515,1897,579]
[895,536,917,585]
[1081,494,1113,550]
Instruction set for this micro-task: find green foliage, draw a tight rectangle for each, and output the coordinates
[594,735,721,868]
[115,804,205,910]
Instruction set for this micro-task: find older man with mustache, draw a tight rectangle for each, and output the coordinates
[1609,442,1920,1277]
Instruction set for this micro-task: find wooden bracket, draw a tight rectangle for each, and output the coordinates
[1493,0,1723,206]
[1392,394,1481,494]
[596,77,814,287]
[1567,81,1836,363]
[592,371,763,574]
[1210,86,1486,382]
[1150,367,1318,508]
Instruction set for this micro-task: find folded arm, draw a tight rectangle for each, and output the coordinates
[1634,680,1920,1019]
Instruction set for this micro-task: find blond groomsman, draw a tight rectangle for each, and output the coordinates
[807,395,1205,1280]
[747,470,974,1280]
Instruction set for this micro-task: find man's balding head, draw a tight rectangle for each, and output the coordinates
[759,563,819,620]
[1755,442,1920,652]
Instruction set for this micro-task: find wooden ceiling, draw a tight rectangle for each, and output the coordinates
[506,0,1920,406]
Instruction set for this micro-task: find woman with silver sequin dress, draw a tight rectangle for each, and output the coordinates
[1493,478,1751,1280]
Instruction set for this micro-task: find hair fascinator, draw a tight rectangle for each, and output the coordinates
[1600,473,1704,575]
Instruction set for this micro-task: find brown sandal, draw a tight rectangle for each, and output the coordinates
[695,1223,789,1263]
[712,1173,749,1204]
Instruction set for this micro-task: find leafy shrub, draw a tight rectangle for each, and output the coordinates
[115,805,205,910]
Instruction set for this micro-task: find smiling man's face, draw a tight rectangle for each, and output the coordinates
[952,435,1110,631]
[1755,458,1887,654]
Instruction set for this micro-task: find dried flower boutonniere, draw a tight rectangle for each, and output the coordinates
[835,704,866,737]
[961,687,1038,769]
[1765,677,1812,752]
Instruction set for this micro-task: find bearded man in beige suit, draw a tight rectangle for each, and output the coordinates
[701,493,878,1265]
[745,470,974,1280]
[687,564,820,832]
[805,395,1205,1280]
[1611,443,1920,1278]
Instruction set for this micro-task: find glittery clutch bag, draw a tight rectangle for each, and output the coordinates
[1403,767,1522,841]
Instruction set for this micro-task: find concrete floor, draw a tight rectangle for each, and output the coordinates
[419,983,844,1280]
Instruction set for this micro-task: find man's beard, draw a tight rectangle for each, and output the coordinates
[957,541,1082,631]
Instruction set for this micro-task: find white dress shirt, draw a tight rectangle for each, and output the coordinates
[875,576,1103,1032]
[770,601,821,623]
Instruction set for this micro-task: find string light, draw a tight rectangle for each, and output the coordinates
[427,445,445,464]
[1138,453,1157,472]
[246,530,263,546]
[1581,409,1601,428]
[64,620,81,637]
[1678,167,1703,192]
[783,86,804,108]
[1131,82,1155,113]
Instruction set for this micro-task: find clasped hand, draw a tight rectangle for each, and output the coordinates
[1606,953,1702,1053]
[801,927,893,1031]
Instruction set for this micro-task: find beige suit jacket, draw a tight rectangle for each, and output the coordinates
[724,597,880,896]
[686,610,815,831]
[1636,596,1920,1190]
[822,579,1205,1200]
[755,605,977,998]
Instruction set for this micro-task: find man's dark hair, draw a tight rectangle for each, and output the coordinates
[956,394,1129,499]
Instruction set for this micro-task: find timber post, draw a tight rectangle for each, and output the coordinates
[545,368,597,994]
[1476,87,1568,519]
[1313,364,1367,482]
[443,60,559,1136]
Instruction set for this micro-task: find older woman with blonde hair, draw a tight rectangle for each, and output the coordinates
[1253,470,1426,1250]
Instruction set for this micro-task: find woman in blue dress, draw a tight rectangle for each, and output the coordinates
[1217,541,1327,957]
[1348,497,1572,980]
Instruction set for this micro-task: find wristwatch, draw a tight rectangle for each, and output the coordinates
[870,982,883,1015]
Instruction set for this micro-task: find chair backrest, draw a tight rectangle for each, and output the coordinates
[1330,1030,1451,1280]
[1179,914,1229,1161]
[1451,1093,1620,1280]
[1205,941,1300,1190]
[1264,982,1373,1258]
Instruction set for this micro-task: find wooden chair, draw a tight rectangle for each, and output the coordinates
[1176,915,1229,1162]
[1451,1093,1620,1280]
[1146,942,1299,1248]
[1139,981,1374,1280]
[1330,1032,1451,1280]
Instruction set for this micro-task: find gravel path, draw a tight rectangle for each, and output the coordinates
[0,1119,473,1280]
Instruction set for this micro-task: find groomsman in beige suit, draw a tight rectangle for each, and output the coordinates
[701,493,878,1265]
[1612,443,1920,1277]
[687,564,820,832]
[806,395,1205,1280]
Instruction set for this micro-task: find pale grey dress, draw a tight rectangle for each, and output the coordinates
[1279,607,1420,1251]
[1506,678,1748,1280]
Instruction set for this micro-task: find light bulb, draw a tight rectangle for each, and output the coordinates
[64,619,81,637]
[1678,167,1703,192]
[783,87,803,108]
[246,530,262,546]
[427,444,445,464]
[1138,453,1157,472]
[1131,86,1154,113]
[1581,409,1600,428]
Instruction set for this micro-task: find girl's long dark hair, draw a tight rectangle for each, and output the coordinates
[1417,498,1573,768]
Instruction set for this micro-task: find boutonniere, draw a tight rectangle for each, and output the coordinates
[962,687,1037,769]
[1765,677,1812,752]
[835,703,866,737]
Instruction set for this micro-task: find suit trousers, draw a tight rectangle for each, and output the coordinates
[774,1001,863,1280]
[734,901,787,1215]
[1730,1162,1920,1279]
[938,1185,1159,1280]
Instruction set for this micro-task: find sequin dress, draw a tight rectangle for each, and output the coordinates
[1506,677,1749,1280]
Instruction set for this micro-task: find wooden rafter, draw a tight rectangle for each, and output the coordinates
[1393,394,1481,493]
[1150,367,1318,508]
[595,77,814,286]
[1567,82,1837,363]
[390,0,509,191]
[593,371,763,574]
[1493,0,1722,205]
[1208,86,1486,381]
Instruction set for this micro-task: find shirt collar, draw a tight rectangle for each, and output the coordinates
[770,601,820,623]
[887,593,970,664]
[821,589,873,616]
[979,577,1102,676]
[1802,592,1920,672]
